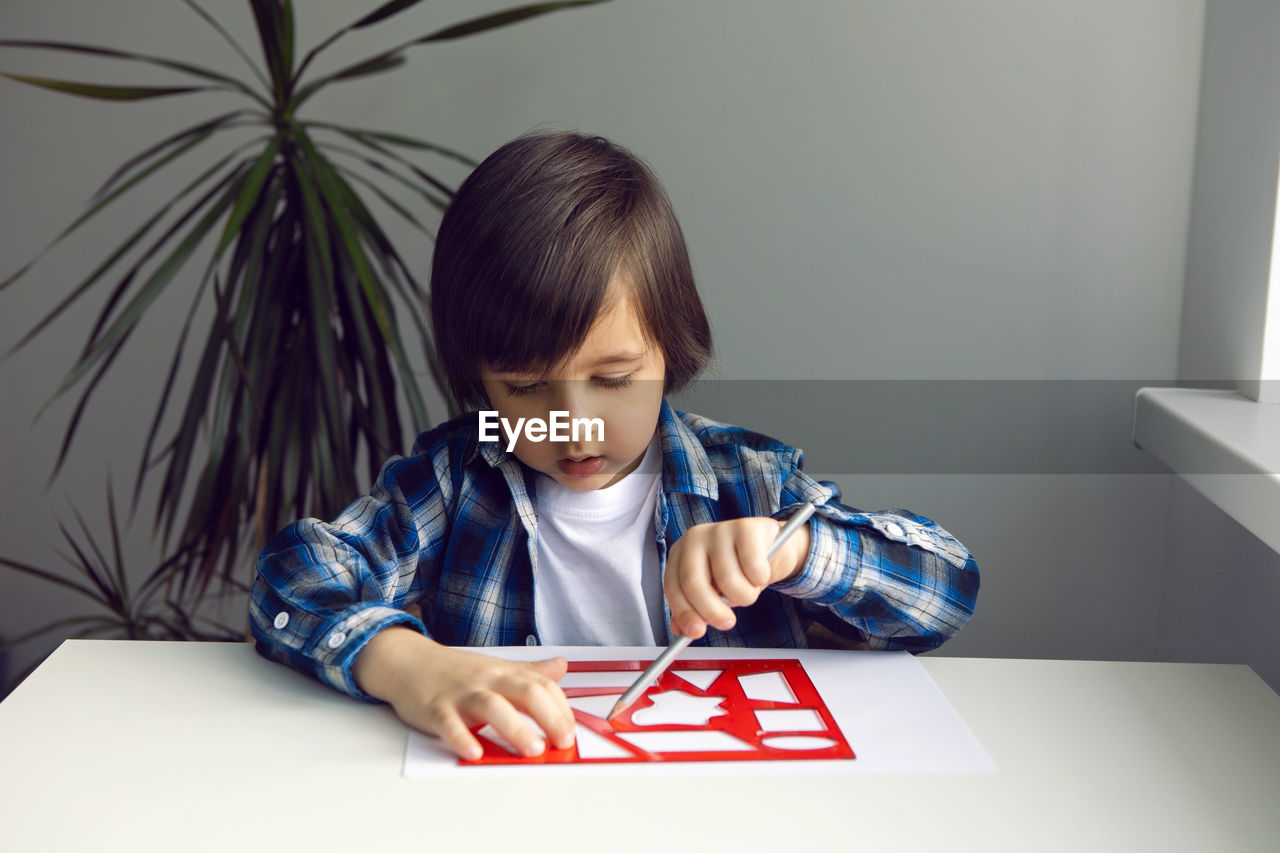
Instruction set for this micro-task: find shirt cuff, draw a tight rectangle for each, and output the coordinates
[305,605,427,702]
[769,513,855,605]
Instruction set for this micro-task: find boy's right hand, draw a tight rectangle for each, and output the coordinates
[352,626,575,761]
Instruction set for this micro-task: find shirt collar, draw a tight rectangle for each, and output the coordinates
[474,414,506,468]
[468,400,719,500]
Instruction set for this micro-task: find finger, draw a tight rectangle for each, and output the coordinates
[736,521,776,589]
[664,549,703,639]
[460,691,546,758]
[710,528,760,610]
[679,545,736,632]
[423,705,485,762]
[529,656,569,682]
[509,668,576,750]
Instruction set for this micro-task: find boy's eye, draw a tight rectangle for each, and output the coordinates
[503,381,545,397]
[595,374,634,390]
[502,375,634,396]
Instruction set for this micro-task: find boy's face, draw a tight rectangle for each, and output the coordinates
[480,288,666,491]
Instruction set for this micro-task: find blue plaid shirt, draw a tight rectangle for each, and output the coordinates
[250,401,979,700]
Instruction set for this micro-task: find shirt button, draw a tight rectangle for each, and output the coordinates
[273,612,289,630]
[525,634,538,646]
[885,522,905,539]
[328,632,347,649]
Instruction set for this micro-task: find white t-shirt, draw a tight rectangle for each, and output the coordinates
[533,438,665,646]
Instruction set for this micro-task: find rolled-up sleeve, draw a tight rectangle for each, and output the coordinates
[249,449,450,700]
[771,474,980,653]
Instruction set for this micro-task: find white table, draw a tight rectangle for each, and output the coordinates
[2,640,1278,852]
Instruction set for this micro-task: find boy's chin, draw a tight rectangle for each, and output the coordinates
[551,471,614,491]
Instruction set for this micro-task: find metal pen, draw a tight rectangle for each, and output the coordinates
[606,502,817,721]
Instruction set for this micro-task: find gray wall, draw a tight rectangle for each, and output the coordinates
[1178,0,1280,387]
[4,2,1251,690]
[1163,0,1280,691]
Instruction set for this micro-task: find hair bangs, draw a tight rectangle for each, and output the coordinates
[430,131,712,409]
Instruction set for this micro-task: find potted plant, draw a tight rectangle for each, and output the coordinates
[0,0,609,689]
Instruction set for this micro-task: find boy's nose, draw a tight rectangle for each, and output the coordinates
[550,380,591,420]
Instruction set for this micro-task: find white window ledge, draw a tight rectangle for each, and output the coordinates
[1133,387,1280,554]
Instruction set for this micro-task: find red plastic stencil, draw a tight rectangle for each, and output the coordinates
[461,659,856,766]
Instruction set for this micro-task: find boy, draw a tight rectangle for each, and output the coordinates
[251,131,979,760]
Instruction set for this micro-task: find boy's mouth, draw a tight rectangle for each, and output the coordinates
[557,456,605,479]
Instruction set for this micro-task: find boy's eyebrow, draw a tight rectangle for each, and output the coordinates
[585,351,645,368]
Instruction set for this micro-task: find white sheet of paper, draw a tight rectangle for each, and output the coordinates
[403,647,997,778]
[673,669,721,691]
[628,690,726,727]
[739,670,797,703]
[760,734,840,750]
[573,724,633,759]
[566,694,624,719]
[754,708,826,732]
[617,730,754,752]
[558,671,641,689]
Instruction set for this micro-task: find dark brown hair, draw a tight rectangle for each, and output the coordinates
[429,130,712,409]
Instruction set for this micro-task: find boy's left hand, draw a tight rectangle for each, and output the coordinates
[664,517,810,640]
